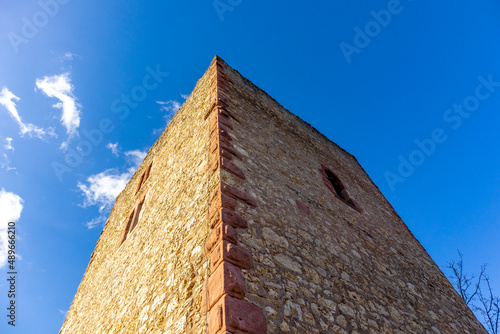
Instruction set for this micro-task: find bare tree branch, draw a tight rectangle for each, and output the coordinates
[447,250,498,334]
[447,250,483,305]
[476,275,499,334]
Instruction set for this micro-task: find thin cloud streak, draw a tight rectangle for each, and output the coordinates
[156,100,181,115]
[124,149,147,166]
[4,138,14,151]
[78,149,147,229]
[106,142,120,157]
[0,87,55,139]
[1,153,16,171]
[153,99,183,134]
[36,73,81,148]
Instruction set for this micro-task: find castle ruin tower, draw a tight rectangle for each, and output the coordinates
[60,56,487,333]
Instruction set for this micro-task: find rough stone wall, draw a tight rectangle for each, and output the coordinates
[60,59,218,334]
[61,56,487,334]
[202,58,267,334]
[215,61,487,333]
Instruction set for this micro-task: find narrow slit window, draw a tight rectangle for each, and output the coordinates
[120,195,146,245]
[120,213,134,245]
[321,166,362,212]
[135,162,152,195]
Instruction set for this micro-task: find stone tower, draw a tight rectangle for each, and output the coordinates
[60,56,487,334]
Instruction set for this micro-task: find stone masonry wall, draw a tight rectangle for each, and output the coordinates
[60,59,219,334]
[61,56,487,334]
[202,58,267,334]
[214,60,487,333]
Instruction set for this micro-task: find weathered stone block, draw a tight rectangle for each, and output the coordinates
[205,262,246,310]
[210,208,248,229]
[295,200,311,214]
[211,240,253,271]
[221,158,246,179]
[209,193,237,218]
[206,223,238,254]
[208,295,267,334]
[220,183,257,207]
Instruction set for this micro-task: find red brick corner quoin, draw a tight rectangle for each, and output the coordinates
[204,56,267,334]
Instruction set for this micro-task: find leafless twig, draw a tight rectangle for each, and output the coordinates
[447,251,498,334]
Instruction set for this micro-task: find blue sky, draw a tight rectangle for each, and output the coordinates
[0,0,499,332]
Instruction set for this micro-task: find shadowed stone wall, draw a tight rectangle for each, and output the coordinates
[215,60,487,334]
[60,57,487,334]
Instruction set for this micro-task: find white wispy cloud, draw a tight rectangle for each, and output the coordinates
[124,149,147,166]
[0,87,55,139]
[1,153,16,171]
[35,73,81,148]
[157,100,182,115]
[4,138,14,151]
[1,138,16,171]
[63,52,78,60]
[56,51,81,63]
[153,99,183,135]
[78,149,147,229]
[78,168,131,228]
[106,142,119,157]
[84,216,107,230]
[0,189,23,268]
